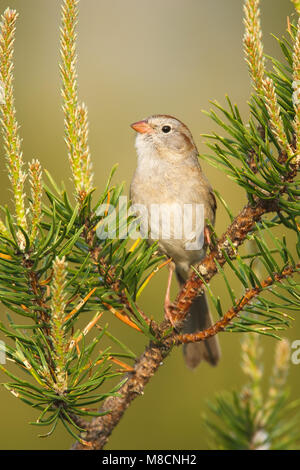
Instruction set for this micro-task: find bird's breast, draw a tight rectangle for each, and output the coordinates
[130,163,209,262]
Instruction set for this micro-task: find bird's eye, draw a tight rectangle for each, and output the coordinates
[161,125,171,134]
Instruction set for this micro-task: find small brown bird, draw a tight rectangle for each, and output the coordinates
[130,115,220,368]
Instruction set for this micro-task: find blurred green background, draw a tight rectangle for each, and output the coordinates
[0,0,299,450]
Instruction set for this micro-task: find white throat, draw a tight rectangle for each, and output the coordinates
[134,134,162,171]
[134,133,187,174]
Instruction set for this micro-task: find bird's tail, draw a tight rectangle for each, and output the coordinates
[181,292,221,369]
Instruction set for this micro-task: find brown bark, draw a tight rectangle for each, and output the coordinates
[175,262,299,345]
[72,341,168,449]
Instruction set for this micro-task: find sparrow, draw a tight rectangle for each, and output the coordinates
[130,115,220,368]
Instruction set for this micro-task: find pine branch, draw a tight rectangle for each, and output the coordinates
[28,159,43,244]
[83,217,158,332]
[71,341,167,450]
[60,0,93,199]
[243,0,265,92]
[0,8,27,243]
[174,262,300,345]
[72,237,299,449]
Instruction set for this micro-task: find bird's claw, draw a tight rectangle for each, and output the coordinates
[164,300,177,328]
[204,226,212,247]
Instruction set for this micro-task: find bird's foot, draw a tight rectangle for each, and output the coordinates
[204,226,212,247]
[164,300,177,328]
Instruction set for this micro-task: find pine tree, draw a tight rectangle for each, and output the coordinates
[0,0,299,449]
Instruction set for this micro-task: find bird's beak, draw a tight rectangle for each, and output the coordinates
[130,120,153,134]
